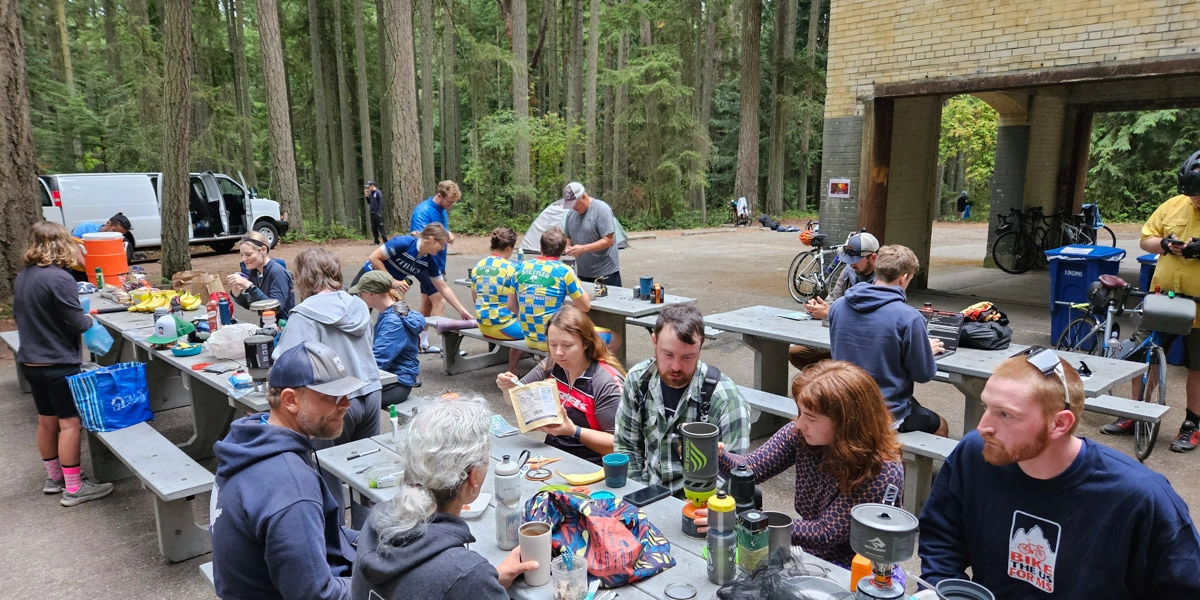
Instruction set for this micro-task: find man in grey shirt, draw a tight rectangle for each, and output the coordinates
[562,182,621,286]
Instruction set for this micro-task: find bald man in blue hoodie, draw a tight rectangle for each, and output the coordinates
[209,343,363,600]
[829,244,949,436]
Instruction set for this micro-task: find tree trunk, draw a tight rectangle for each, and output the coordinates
[419,0,436,194]
[512,0,532,212]
[128,0,159,136]
[382,0,424,228]
[611,0,627,200]
[640,6,662,216]
[697,0,717,221]
[765,0,796,215]
[934,160,946,220]
[161,0,192,278]
[308,0,336,224]
[583,0,599,186]
[103,0,122,84]
[353,0,375,186]
[55,0,73,93]
[440,7,461,182]
[333,0,361,229]
[224,0,257,188]
[733,0,762,213]
[544,0,559,116]
[378,0,394,213]
[321,31,347,224]
[565,0,583,181]
[256,0,303,232]
[797,0,822,212]
[0,0,42,300]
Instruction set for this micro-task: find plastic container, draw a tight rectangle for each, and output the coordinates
[1045,245,1125,345]
[81,232,128,285]
[1137,254,1186,365]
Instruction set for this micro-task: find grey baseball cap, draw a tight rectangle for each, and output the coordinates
[269,342,364,397]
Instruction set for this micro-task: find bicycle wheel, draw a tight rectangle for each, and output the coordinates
[787,251,821,303]
[1077,225,1097,245]
[1054,315,1103,355]
[1134,346,1167,462]
[992,231,1037,274]
[824,260,848,300]
[1096,225,1117,246]
[1041,221,1068,250]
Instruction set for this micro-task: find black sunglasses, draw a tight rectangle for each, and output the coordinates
[1012,346,1071,411]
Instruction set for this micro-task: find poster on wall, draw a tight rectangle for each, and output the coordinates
[828,178,851,198]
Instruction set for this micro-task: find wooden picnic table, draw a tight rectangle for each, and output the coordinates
[704,305,1149,431]
[453,279,694,366]
[317,412,851,600]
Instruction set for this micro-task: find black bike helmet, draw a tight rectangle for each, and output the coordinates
[1177,150,1200,195]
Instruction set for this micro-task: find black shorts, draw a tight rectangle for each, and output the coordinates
[22,364,82,419]
[897,398,942,434]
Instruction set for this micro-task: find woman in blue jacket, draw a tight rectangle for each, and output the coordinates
[226,230,295,319]
[350,270,425,406]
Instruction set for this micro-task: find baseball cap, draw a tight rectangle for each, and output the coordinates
[365,180,376,188]
[563,182,586,209]
[269,342,365,397]
[146,313,195,345]
[349,270,393,295]
[840,232,880,265]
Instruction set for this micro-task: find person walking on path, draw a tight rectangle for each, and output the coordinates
[365,181,385,245]
[14,221,114,506]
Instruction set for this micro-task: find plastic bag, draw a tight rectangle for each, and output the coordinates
[66,362,152,432]
[83,322,115,357]
[205,323,260,359]
[717,548,859,600]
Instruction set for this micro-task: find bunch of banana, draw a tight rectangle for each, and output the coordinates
[128,290,180,313]
[178,292,203,312]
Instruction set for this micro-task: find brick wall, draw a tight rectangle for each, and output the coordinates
[826,0,1200,119]
[818,116,865,239]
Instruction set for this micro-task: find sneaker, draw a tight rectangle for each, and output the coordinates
[43,478,65,494]
[60,480,114,507]
[419,345,442,355]
[1169,421,1200,453]
[1099,418,1135,436]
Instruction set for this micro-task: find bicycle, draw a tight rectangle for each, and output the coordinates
[786,221,849,303]
[991,208,1040,274]
[1081,203,1117,247]
[1055,274,1196,461]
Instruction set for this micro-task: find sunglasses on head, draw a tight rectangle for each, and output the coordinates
[1013,345,1071,411]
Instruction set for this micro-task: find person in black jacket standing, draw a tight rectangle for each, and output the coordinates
[365,181,385,245]
[14,221,114,506]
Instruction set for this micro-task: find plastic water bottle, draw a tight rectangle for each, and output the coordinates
[389,404,400,446]
[262,310,278,335]
[83,309,114,357]
[218,296,232,325]
[516,248,525,264]
[494,455,523,550]
[706,491,737,585]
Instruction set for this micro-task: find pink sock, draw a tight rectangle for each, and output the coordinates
[63,465,82,494]
[43,457,63,481]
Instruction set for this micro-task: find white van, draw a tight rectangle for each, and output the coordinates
[39,171,290,254]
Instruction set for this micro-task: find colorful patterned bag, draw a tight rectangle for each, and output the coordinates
[523,489,675,587]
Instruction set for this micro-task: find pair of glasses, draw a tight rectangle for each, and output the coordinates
[1013,346,1071,410]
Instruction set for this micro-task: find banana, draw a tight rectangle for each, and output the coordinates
[556,469,605,486]
[129,294,157,312]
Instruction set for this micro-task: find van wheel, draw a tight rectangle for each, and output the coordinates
[255,221,280,248]
[209,240,237,254]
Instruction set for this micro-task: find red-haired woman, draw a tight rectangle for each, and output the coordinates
[496,305,625,463]
[700,360,904,568]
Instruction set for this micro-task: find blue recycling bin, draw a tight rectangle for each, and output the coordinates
[1046,245,1126,346]
[1136,253,1186,365]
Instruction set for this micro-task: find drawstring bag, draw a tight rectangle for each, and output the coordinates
[66,362,153,432]
[523,489,675,587]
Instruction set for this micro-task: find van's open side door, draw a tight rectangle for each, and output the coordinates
[198,172,228,238]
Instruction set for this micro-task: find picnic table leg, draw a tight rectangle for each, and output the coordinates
[131,345,192,412]
[902,454,934,516]
[84,430,134,482]
[439,331,509,375]
[154,495,212,563]
[950,375,987,434]
[737,335,791,396]
[586,310,628,366]
[177,382,234,460]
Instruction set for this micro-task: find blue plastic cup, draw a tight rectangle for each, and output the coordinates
[603,453,630,488]
[639,276,654,298]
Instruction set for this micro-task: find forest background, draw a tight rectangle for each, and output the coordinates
[15,0,1200,250]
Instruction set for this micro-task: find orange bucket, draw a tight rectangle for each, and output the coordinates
[82,232,128,285]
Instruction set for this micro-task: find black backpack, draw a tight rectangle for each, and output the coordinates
[635,361,722,423]
[758,214,780,230]
[959,321,1012,351]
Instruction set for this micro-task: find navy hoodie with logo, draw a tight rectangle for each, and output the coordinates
[828,283,937,421]
[352,512,507,600]
[210,415,356,600]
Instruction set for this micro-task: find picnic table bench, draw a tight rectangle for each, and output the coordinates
[426,316,548,375]
[624,314,723,340]
[92,422,215,562]
[1,330,30,393]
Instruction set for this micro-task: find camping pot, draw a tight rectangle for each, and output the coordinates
[249,299,281,326]
[849,503,918,565]
[935,579,995,600]
[243,335,275,389]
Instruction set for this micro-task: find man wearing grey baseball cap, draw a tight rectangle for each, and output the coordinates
[210,342,362,600]
[562,182,622,286]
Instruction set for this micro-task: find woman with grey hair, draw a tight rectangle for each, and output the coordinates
[352,399,539,600]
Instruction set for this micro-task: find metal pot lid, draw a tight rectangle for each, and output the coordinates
[250,299,281,311]
[850,503,919,533]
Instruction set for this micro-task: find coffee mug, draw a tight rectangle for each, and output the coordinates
[602,453,630,488]
[518,521,553,586]
[639,276,654,297]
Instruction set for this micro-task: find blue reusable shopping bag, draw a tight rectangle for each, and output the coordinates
[66,362,153,432]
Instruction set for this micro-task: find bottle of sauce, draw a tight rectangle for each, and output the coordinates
[207,298,221,332]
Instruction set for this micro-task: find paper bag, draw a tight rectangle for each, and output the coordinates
[172,270,226,296]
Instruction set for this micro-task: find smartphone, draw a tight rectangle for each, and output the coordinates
[623,484,673,507]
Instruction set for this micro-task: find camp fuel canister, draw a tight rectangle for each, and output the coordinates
[737,510,769,574]
[706,491,737,585]
[682,502,705,539]
[650,283,665,304]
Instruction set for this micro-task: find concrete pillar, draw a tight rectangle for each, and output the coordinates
[985,123,1031,264]
[818,112,865,241]
[1022,89,1068,213]
[884,96,942,289]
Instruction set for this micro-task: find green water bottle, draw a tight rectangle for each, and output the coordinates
[95,267,105,289]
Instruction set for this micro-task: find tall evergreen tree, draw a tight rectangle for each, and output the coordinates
[161,0,193,277]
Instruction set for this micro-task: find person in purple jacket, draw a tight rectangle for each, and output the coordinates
[14,221,114,506]
[828,244,948,436]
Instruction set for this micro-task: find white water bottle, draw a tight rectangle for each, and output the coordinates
[494,454,523,550]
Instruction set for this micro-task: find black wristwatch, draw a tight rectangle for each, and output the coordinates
[570,425,582,441]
